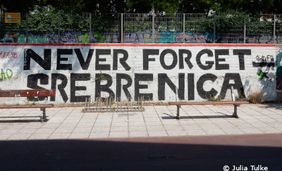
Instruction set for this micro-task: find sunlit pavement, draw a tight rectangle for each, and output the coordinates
[0,104,282,140]
[1,104,282,170]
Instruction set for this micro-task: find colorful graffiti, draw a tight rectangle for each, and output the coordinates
[2,31,213,44]
[253,55,275,81]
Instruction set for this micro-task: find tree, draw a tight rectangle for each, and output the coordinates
[127,0,181,13]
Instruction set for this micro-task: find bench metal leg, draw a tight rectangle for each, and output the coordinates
[176,105,180,119]
[40,108,47,122]
[233,105,239,118]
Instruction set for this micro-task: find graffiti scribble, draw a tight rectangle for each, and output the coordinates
[0,68,13,81]
[0,51,19,59]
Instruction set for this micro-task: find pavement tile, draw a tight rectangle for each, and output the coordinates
[240,128,264,134]
[29,133,52,139]
[89,132,109,138]
[148,131,168,137]
[222,129,245,135]
[202,128,226,135]
[164,126,184,131]
[129,126,147,131]
[109,131,129,138]
[34,128,56,134]
[69,133,90,139]
[48,133,71,139]
[0,134,11,140]
[110,126,128,132]
[146,125,166,131]
[186,130,207,136]
[72,128,92,134]
[76,122,95,127]
[129,131,148,137]
[8,133,32,140]
[167,131,187,136]
[17,128,38,134]
[128,123,146,127]
[40,123,60,129]
[111,122,128,126]
[0,129,19,135]
[23,123,43,129]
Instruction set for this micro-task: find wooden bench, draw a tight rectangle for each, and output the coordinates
[0,89,55,122]
[168,101,248,119]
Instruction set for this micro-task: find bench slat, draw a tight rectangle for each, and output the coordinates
[0,104,54,109]
[0,89,55,97]
[168,101,248,106]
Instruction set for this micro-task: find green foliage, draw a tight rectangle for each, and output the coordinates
[127,0,181,13]
[1,0,281,16]
[247,16,274,35]
[186,10,249,37]
[3,0,278,41]
[20,6,90,33]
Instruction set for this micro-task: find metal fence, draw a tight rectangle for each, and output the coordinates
[1,13,281,44]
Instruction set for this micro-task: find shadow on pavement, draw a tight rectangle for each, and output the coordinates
[162,115,235,120]
[0,138,282,171]
[258,103,282,110]
[162,112,234,120]
[0,116,44,123]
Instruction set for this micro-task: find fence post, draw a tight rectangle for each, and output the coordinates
[181,13,186,43]
[183,13,185,33]
[152,9,155,43]
[89,13,92,42]
[120,13,124,43]
[213,17,216,43]
[243,18,246,43]
[273,14,276,43]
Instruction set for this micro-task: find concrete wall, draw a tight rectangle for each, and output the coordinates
[0,44,279,104]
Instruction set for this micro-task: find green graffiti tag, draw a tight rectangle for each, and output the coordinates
[0,68,13,81]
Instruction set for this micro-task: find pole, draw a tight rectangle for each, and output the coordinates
[89,13,92,42]
[152,9,155,43]
[183,13,185,42]
[273,14,276,43]
[213,17,216,43]
[120,13,124,43]
[243,19,246,43]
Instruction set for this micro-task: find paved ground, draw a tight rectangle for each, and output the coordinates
[0,104,282,140]
[1,104,282,170]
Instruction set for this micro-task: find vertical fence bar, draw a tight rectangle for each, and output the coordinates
[89,13,92,32]
[57,18,60,43]
[120,13,124,43]
[273,14,276,43]
[89,13,92,42]
[152,10,155,43]
[183,13,185,33]
[244,19,246,43]
[213,18,216,43]
[182,13,185,43]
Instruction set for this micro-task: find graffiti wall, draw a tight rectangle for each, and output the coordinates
[0,44,279,104]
